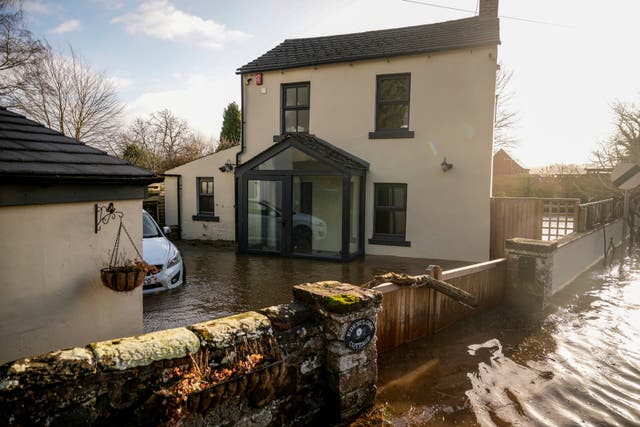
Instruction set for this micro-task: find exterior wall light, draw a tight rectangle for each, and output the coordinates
[441,158,453,172]
[219,160,235,173]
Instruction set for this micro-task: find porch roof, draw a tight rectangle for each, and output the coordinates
[238,133,369,173]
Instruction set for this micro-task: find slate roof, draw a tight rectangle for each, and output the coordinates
[0,107,158,183]
[237,16,499,74]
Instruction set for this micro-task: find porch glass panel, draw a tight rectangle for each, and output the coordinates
[292,176,342,257]
[247,179,282,252]
[255,147,332,171]
[350,176,361,255]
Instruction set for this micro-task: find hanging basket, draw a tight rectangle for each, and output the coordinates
[99,209,151,292]
[100,267,145,292]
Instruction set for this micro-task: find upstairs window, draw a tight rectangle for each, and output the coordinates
[282,82,310,133]
[370,74,414,139]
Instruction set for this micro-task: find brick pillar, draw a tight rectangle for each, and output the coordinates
[292,281,382,423]
[505,238,557,311]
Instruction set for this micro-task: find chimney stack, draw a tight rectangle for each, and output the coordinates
[479,0,499,17]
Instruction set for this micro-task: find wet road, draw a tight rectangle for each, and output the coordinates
[143,241,467,333]
[376,253,640,426]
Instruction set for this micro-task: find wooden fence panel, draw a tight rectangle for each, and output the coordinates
[375,285,435,353]
[490,197,542,259]
[435,260,506,332]
[375,259,506,353]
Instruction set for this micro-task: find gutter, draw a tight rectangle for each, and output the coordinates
[2,174,162,185]
[161,173,182,240]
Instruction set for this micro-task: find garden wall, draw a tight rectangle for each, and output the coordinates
[0,282,381,426]
[504,218,626,310]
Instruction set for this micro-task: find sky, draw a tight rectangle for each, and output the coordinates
[18,0,640,168]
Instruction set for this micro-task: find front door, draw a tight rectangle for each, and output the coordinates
[246,177,290,254]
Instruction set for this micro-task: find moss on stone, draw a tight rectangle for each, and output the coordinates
[324,293,361,313]
[91,328,200,371]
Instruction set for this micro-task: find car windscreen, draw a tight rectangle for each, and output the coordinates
[143,213,162,238]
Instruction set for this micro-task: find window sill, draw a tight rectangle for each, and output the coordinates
[368,237,411,247]
[368,130,415,139]
[192,214,219,222]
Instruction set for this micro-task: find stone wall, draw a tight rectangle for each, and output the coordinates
[0,282,381,426]
[505,218,626,310]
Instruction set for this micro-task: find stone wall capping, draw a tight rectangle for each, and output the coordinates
[292,281,381,314]
[0,347,96,391]
[259,303,316,331]
[188,311,273,348]
[91,327,200,371]
[505,238,558,253]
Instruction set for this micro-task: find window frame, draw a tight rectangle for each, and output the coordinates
[193,176,219,222]
[369,183,410,246]
[369,73,415,139]
[281,82,310,135]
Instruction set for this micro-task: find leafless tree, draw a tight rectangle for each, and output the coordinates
[593,99,640,168]
[5,47,123,153]
[493,63,519,153]
[0,1,46,97]
[119,109,214,172]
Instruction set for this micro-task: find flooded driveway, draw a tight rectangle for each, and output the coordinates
[376,253,640,426]
[143,241,467,333]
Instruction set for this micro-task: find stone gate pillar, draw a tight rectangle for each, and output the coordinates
[505,238,557,311]
[292,281,382,423]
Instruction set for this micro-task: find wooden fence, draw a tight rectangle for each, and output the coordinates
[490,197,580,258]
[577,198,622,231]
[374,259,506,353]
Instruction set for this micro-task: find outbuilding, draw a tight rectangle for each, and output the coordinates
[0,107,159,363]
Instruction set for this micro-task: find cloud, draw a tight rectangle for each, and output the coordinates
[22,1,53,15]
[112,0,249,49]
[50,19,81,34]
[110,76,134,90]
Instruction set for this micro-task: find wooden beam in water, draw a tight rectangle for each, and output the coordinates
[369,272,478,309]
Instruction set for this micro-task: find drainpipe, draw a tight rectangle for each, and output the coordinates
[235,73,247,242]
[162,173,182,240]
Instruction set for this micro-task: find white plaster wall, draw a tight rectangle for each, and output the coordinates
[164,146,239,241]
[551,219,624,294]
[0,199,143,364]
[241,47,497,261]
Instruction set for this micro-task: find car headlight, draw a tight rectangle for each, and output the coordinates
[167,251,181,269]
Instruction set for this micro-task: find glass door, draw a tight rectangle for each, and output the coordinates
[246,178,288,254]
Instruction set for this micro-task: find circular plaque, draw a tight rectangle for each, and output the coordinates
[344,318,375,351]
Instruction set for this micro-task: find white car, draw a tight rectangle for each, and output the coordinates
[248,199,327,251]
[142,210,185,294]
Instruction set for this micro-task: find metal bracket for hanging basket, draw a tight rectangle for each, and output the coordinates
[95,202,123,234]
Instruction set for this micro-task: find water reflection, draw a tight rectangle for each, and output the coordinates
[377,254,640,426]
[143,242,466,333]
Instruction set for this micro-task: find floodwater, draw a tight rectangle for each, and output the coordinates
[377,252,640,426]
[143,241,467,333]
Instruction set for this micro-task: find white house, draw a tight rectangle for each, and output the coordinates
[164,0,500,262]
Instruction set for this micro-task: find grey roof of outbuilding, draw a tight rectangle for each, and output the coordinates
[0,107,158,183]
[237,16,499,74]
